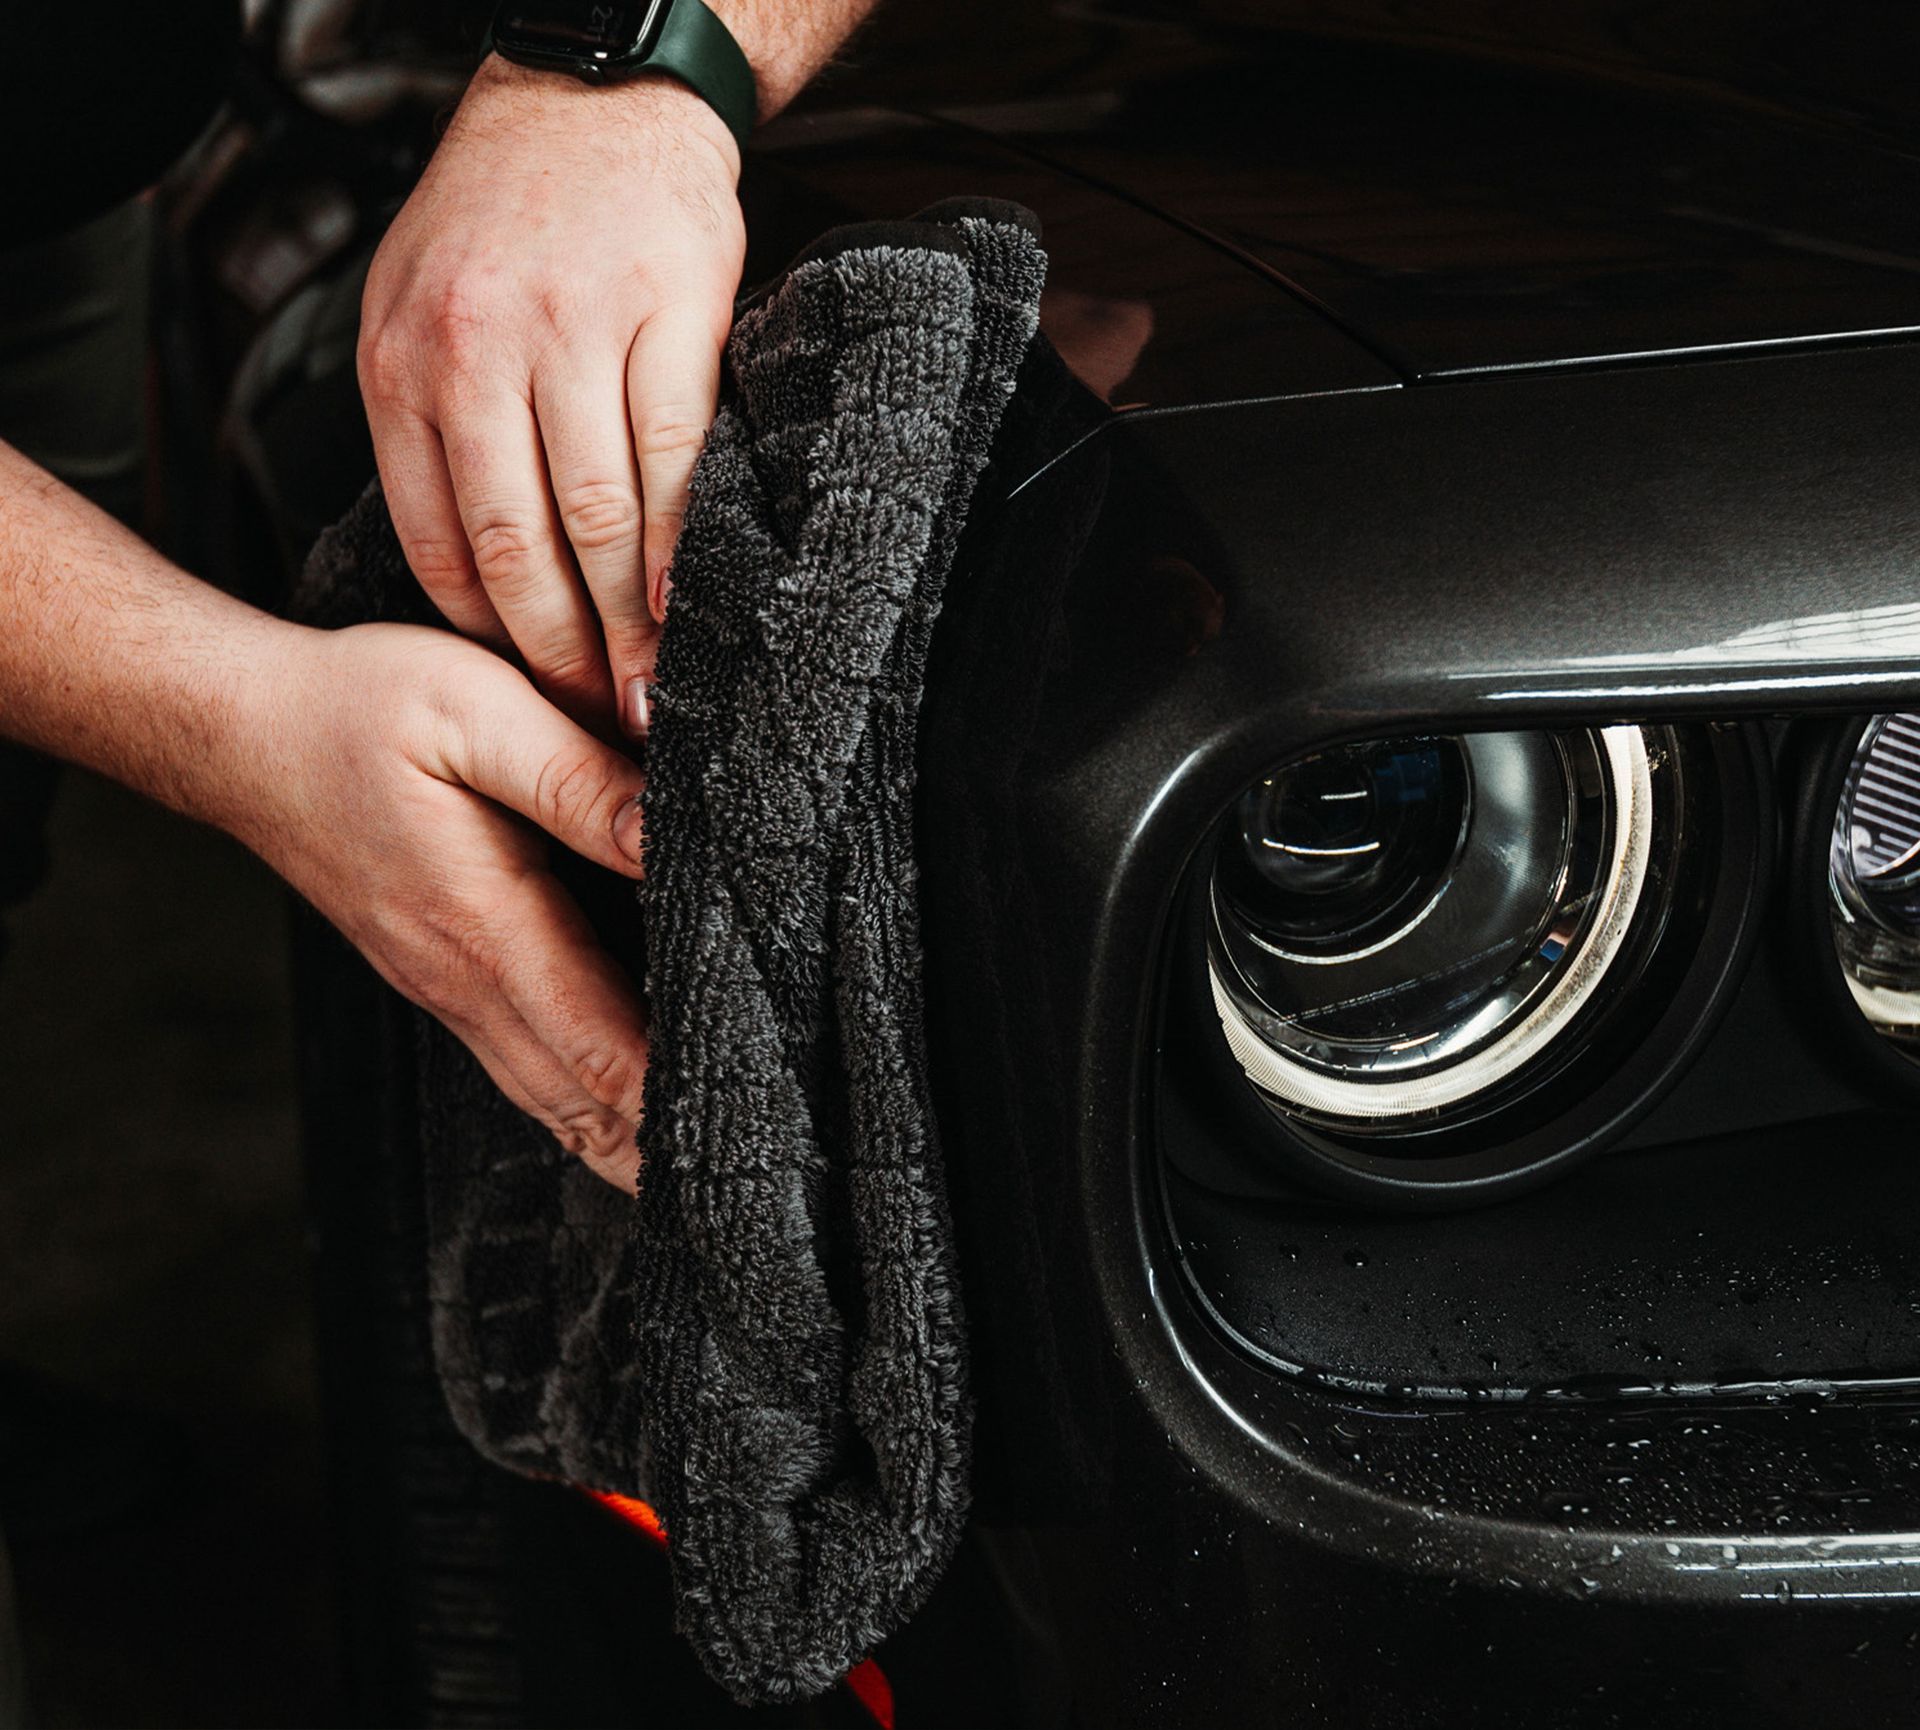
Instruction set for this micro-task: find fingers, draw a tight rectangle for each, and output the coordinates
[427,653,649,876]
[497,871,653,1131]
[627,300,727,623]
[448,997,644,1194]
[278,623,655,1192]
[438,388,616,723]
[357,59,747,733]
[364,404,510,649]
[534,359,659,738]
[436,869,650,1191]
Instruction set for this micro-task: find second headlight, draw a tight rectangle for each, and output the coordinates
[1828,713,1920,1057]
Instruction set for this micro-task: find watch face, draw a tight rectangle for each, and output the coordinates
[494,0,665,62]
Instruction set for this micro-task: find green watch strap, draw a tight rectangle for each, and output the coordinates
[487,0,758,150]
[649,0,757,149]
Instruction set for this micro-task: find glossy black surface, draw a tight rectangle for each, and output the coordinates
[707,36,1920,1710]
[1166,1118,1920,1398]
[744,109,1397,419]
[931,5,1920,379]
[902,315,1920,1720]
[765,7,1920,423]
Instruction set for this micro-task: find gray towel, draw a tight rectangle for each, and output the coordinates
[298,199,1047,1701]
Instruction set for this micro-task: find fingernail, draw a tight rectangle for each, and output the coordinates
[613,794,646,869]
[650,572,674,624]
[622,674,650,739]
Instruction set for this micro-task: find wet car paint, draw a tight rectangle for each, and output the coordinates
[893,341,1920,1722]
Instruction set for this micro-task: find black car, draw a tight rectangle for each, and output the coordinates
[218,4,1920,1723]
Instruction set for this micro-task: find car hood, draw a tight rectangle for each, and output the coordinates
[927,3,1920,379]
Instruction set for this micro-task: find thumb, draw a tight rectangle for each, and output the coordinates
[431,654,649,877]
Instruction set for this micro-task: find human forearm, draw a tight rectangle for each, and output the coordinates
[707,0,884,120]
[0,439,286,833]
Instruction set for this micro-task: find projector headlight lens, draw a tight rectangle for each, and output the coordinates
[1829,713,1920,1054]
[1207,726,1662,1123]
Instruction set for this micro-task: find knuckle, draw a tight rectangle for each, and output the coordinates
[551,1106,629,1163]
[423,281,493,361]
[617,254,663,301]
[533,749,623,839]
[635,413,709,465]
[414,639,494,731]
[523,637,607,700]
[699,296,736,348]
[399,532,477,590]
[530,283,575,340]
[362,278,498,394]
[356,331,407,403]
[467,512,546,587]
[573,1042,643,1114]
[556,479,642,555]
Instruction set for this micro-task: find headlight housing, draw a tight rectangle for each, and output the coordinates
[1183,722,1762,1205]
[1208,726,1657,1121]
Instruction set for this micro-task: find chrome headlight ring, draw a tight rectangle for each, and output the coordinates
[1173,721,1766,1207]
[1208,726,1656,1122]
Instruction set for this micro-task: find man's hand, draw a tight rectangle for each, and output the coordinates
[0,440,657,1190]
[237,622,655,1190]
[359,59,746,737]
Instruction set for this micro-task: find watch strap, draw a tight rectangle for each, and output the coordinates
[650,0,757,149]
[486,0,758,150]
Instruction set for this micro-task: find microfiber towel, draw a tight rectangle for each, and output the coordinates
[298,198,1048,1701]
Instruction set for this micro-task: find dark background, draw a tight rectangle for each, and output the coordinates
[0,774,341,1724]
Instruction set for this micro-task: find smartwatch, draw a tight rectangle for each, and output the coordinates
[488,0,757,148]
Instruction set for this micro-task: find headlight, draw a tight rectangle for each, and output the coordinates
[1829,713,1920,1054]
[1207,726,1664,1124]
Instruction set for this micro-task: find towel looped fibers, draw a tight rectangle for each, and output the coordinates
[299,199,1048,1701]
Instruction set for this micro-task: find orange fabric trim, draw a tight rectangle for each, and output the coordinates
[585,1488,668,1547]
